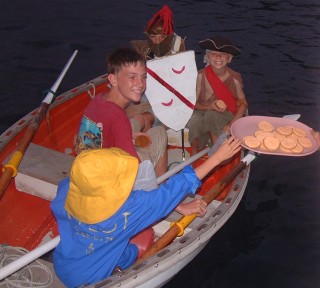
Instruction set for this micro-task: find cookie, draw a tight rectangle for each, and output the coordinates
[298,137,312,148]
[243,136,261,149]
[255,130,274,141]
[280,138,297,150]
[216,100,227,110]
[135,135,151,148]
[258,120,274,132]
[291,143,304,154]
[279,146,293,153]
[276,126,293,136]
[273,131,287,141]
[263,136,280,151]
[292,127,307,137]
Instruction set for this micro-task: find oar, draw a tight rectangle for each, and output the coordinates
[0,236,60,281]
[139,152,256,261]
[0,137,214,280]
[0,153,253,280]
[0,50,78,200]
[0,115,301,279]
[156,131,229,184]
[139,114,302,260]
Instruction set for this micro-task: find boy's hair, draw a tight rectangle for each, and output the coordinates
[107,47,146,74]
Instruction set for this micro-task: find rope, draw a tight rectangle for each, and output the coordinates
[0,245,53,288]
[87,82,96,99]
[167,161,181,170]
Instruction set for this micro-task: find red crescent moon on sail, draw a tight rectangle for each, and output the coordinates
[172,66,185,74]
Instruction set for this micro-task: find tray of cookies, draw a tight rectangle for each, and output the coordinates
[230,116,319,156]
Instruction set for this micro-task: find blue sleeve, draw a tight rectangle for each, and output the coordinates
[50,178,70,218]
[127,165,201,232]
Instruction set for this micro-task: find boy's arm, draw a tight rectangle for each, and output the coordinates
[194,136,241,180]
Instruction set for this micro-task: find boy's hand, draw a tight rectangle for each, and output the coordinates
[214,136,241,163]
[175,198,207,217]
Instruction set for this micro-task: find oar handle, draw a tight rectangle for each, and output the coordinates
[43,50,78,105]
[0,51,78,200]
[0,103,49,200]
[139,155,250,261]
[0,236,60,281]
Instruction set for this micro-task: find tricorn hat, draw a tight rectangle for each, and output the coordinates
[199,36,241,56]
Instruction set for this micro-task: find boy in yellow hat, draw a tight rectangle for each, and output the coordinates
[51,136,241,287]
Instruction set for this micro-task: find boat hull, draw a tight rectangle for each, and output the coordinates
[0,74,250,287]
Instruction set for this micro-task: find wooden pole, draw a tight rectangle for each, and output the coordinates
[139,159,247,261]
[0,50,78,200]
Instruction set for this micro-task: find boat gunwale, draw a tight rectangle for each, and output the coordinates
[94,158,250,288]
[0,73,109,153]
[0,71,251,287]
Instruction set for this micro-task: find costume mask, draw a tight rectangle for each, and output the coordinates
[146,32,174,58]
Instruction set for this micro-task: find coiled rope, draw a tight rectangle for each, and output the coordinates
[0,245,53,288]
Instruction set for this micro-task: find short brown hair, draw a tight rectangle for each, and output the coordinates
[107,47,146,74]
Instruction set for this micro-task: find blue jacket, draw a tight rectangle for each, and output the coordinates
[50,166,201,287]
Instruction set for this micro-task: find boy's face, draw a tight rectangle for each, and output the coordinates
[110,62,147,105]
[207,51,233,70]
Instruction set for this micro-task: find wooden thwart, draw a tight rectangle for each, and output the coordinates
[14,143,74,201]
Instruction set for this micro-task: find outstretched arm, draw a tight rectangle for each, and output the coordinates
[175,136,241,217]
[195,136,241,180]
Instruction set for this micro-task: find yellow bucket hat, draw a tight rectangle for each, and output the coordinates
[65,148,139,224]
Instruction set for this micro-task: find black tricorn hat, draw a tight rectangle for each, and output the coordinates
[198,37,241,56]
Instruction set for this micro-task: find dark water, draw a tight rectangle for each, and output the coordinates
[1,1,320,287]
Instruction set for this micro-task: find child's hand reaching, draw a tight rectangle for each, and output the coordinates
[214,136,241,163]
[194,135,242,180]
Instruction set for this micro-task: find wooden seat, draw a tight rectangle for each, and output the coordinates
[14,143,75,201]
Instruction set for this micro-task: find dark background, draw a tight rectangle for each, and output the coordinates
[1,1,319,287]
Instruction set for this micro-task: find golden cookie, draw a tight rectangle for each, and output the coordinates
[260,141,268,151]
[292,127,307,137]
[263,136,280,151]
[280,138,297,150]
[298,137,312,148]
[287,133,299,139]
[291,143,304,154]
[216,100,227,110]
[276,126,293,136]
[135,135,151,148]
[273,131,286,141]
[255,131,274,141]
[279,146,292,153]
[243,136,261,149]
[258,120,274,132]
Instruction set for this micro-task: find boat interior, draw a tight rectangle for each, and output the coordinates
[0,75,245,287]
